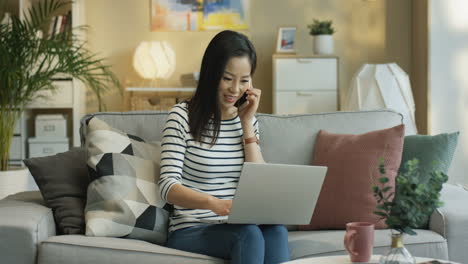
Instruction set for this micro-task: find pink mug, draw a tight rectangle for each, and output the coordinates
[344,222,375,262]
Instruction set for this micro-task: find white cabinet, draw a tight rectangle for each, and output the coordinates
[275,91,338,114]
[26,79,82,148]
[273,55,338,114]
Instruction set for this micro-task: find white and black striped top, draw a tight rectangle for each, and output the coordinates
[158,102,259,232]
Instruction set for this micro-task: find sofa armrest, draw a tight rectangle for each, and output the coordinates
[4,191,46,206]
[0,199,56,264]
[429,183,468,263]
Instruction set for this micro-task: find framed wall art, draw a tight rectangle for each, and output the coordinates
[151,0,249,31]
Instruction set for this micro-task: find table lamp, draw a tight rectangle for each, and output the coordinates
[133,41,176,86]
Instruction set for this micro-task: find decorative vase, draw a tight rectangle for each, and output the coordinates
[0,167,30,199]
[380,233,416,264]
[313,34,334,55]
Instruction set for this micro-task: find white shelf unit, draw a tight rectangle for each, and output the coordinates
[8,114,27,167]
[272,55,339,114]
[26,77,85,148]
[6,0,86,165]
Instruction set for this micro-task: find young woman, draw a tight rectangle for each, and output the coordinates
[158,30,290,264]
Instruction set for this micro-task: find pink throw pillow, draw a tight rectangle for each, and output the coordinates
[299,124,405,230]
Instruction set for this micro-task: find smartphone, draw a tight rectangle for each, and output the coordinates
[235,92,247,108]
[235,80,252,108]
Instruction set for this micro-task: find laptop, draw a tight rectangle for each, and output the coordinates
[202,162,327,225]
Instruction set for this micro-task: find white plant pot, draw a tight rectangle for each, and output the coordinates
[0,167,30,199]
[313,35,334,55]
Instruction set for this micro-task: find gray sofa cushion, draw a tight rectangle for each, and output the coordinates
[80,112,169,146]
[37,230,448,264]
[288,229,448,260]
[81,110,404,166]
[256,110,403,165]
[38,235,226,264]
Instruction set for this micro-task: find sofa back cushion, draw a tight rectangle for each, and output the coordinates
[256,110,403,165]
[81,110,403,159]
[81,110,403,163]
[80,112,169,146]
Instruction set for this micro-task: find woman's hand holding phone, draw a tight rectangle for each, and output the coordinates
[238,80,261,124]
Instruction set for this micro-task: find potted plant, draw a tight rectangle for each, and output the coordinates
[372,158,448,264]
[307,19,335,55]
[0,0,120,194]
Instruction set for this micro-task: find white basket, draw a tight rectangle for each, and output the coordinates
[35,114,67,138]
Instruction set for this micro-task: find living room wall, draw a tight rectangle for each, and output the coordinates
[83,0,411,114]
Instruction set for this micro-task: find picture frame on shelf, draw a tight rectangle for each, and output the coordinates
[276,26,297,53]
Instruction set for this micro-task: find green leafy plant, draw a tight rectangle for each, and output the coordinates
[307,19,335,36]
[372,158,448,235]
[0,0,121,171]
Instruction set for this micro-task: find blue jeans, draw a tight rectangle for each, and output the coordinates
[166,224,290,264]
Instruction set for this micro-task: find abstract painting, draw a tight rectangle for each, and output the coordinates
[151,0,249,31]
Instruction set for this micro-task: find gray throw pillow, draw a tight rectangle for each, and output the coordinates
[85,117,169,245]
[24,148,89,235]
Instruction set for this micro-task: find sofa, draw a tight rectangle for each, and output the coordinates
[1,109,467,264]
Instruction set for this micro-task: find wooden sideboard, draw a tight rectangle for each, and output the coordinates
[123,87,196,111]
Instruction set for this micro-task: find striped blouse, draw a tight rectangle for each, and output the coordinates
[158,102,259,232]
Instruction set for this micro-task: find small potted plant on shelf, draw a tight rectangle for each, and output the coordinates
[372,158,448,264]
[0,0,121,194]
[307,19,335,55]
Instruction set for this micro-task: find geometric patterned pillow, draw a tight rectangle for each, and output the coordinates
[84,117,169,245]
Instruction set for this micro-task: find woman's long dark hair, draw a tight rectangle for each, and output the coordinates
[188,30,257,145]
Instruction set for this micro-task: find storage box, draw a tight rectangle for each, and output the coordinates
[35,114,67,138]
[28,137,69,158]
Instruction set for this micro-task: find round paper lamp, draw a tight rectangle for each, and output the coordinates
[133,41,176,81]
